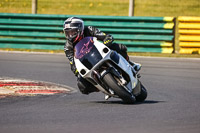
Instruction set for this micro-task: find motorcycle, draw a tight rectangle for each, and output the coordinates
[74,37,147,103]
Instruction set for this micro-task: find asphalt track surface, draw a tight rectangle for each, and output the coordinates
[0,51,200,133]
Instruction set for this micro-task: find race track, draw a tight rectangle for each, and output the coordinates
[0,51,200,133]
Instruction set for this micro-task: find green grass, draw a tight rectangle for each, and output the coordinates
[0,0,199,16]
[0,0,129,16]
[134,0,200,17]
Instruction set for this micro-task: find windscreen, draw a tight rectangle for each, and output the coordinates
[74,37,102,69]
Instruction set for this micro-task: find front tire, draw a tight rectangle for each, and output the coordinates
[135,84,147,102]
[102,73,136,104]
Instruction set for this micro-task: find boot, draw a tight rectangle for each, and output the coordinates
[129,61,142,73]
[124,54,141,73]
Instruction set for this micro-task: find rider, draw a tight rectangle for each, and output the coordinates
[63,17,141,95]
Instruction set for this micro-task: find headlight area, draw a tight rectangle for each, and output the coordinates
[80,69,87,75]
[103,47,109,54]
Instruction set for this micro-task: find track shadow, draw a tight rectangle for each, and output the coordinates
[135,100,165,105]
[92,100,164,105]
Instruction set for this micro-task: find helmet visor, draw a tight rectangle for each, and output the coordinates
[64,28,79,39]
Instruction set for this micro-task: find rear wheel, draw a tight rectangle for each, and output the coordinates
[135,84,147,102]
[102,73,135,104]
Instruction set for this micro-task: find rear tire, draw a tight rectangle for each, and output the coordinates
[135,84,147,102]
[102,73,135,104]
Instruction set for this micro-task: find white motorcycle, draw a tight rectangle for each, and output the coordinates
[74,37,147,103]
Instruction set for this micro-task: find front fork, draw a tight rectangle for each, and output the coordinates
[91,62,134,96]
[102,62,132,94]
[105,62,127,85]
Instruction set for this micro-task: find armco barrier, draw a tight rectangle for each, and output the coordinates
[178,16,200,54]
[0,13,175,53]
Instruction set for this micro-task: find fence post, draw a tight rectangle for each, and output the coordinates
[173,17,178,53]
[129,0,134,16]
[32,0,37,14]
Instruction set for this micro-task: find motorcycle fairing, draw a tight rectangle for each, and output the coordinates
[74,37,139,96]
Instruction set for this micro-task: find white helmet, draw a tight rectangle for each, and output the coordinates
[63,17,84,43]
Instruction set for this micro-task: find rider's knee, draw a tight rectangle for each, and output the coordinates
[119,43,127,52]
[77,77,99,95]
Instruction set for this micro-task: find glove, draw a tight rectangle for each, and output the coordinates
[103,35,114,45]
[70,62,79,76]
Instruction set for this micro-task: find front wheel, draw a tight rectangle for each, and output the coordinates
[135,84,147,102]
[102,73,136,104]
